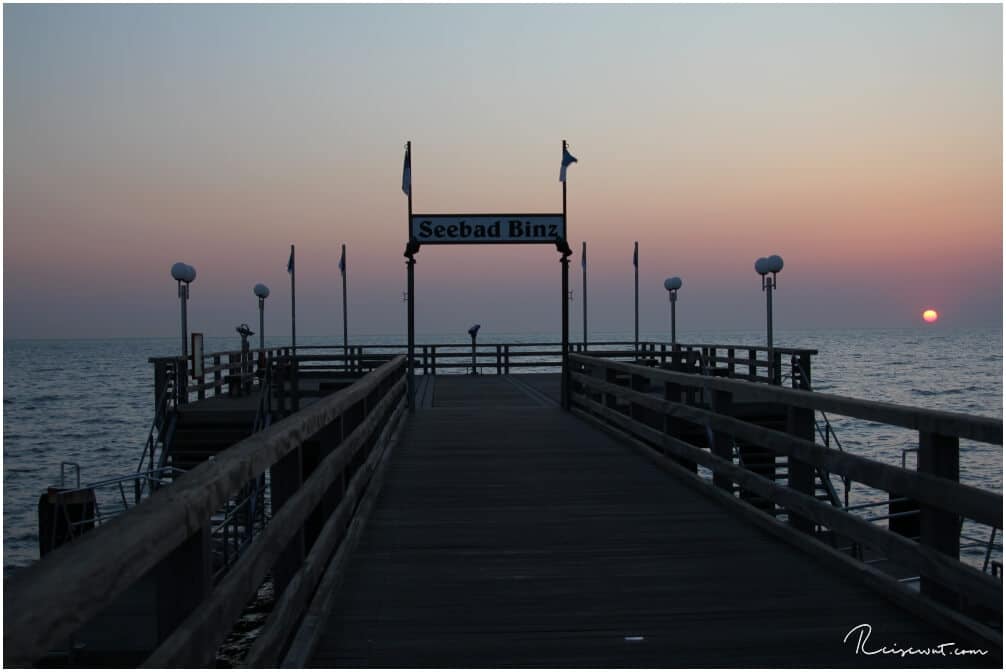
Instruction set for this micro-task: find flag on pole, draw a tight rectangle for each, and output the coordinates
[402,144,411,196]
[633,241,638,267]
[339,245,346,276]
[559,146,577,182]
[581,241,587,270]
[287,247,294,274]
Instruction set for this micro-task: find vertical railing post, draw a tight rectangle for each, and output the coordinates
[504,344,510,375]
[709,389,734,492]
[603,365,619,411]
[153,360,167,415]
[155,525,211,650]
[660,343,667,367]
[629,371,648,426]
[213,354,222,397]
[196,356,206,400]
[292,352,300,411]
[749,348,757,381]
[227,353,239,396]
[422,346,428,376]
[663,380,697,474]
[795,351,812,390]
[270,444,305,596]
[772,350,783,385]
[275,356,287,415]
[177,358,189,405]
[727,348,736,378]
[787,403,817,533]
[431,345,437,376]
[918,431,960,606]
[496,344,502,376]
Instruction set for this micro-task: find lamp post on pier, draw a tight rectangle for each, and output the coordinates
[663,276,682,349]
[254,283,270,351]
[754,254,784,383]
[170,262,197,358]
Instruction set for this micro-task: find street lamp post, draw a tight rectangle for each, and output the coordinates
[754,254,784,383]
[663,276,682,349]
[170,262,197,358]
[254,283,270,351]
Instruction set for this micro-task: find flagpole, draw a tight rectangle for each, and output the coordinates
[341,243,348,371]
[634,241,639,358]
[582,241,587,351]
[290,244,296,354]
[405,141,416,412]
[560,139,570,411]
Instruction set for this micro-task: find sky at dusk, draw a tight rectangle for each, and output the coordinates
[3,4,1002,341]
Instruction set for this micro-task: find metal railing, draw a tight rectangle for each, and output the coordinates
[41,466,187,545]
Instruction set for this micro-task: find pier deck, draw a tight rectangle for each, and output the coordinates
[307,375,970,667]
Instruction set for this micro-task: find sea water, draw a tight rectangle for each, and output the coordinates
[3,328,1002,574]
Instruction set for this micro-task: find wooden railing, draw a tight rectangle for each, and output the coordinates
[151,341,817,417]
[161,340,816,380]
[4,356,408,667]
[291,341,815,382]
[569,353,1002,646]
[150,346,293,407]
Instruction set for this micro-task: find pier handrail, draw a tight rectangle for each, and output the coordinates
[263,340,816,382]
[575,355,1002,443]
[4,356,408,667]
[152,341,819,412]
[569,353,1002,639]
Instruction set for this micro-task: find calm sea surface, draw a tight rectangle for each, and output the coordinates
[3,328,1002,574]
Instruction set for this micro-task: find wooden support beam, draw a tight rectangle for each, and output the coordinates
[918,431,960,607]
[155,526,211,648]
[663,381,696,473]
[786,405,816,533]
[709,389,734,492]
[271,447,305,596]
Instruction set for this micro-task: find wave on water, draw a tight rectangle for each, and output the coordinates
[912,388,964,396]
[25,394,65,403]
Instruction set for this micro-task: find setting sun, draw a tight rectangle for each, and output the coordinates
[923,309,939,323]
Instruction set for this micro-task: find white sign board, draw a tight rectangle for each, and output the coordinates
[411,214,565,245]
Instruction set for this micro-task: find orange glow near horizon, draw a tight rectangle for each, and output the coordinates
[923,309,939,323]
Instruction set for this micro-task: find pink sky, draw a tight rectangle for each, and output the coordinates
[3,4,1002,339]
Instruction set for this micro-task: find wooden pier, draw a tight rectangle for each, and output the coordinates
[4,343,1002,667]
[305,376,977,667]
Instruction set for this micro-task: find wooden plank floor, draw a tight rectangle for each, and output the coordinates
[309,375,994,668]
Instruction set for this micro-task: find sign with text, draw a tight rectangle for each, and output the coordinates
[411,214,565,245]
